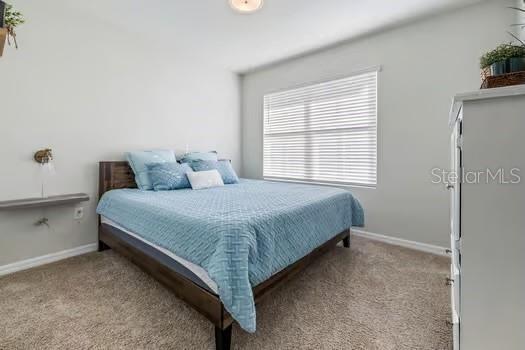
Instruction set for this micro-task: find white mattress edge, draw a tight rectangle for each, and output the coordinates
[100,216,218,293]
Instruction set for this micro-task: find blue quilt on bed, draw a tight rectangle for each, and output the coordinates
[96,179,364,332]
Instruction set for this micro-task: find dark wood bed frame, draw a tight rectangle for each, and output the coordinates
[98,161,351,350]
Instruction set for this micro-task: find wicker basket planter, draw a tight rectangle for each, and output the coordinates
[481,71,525,89]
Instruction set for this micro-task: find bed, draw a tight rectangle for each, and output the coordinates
[96,161,364,349]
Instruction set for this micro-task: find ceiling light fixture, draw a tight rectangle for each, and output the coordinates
[229,0,264,14]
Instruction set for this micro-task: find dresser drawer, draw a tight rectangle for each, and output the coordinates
[452,316,460,350]
[450,262,460,350]
[449,118,461,243]
[449,182,460,242]
[450,264,461,320]
[450,233,461,270]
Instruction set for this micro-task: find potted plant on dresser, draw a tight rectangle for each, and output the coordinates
[0,1,25,57]
[481,44,525,76]
[479,2,525,88]
[480,45,525,89]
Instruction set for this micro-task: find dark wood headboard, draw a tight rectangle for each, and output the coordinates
[99,161,137,199]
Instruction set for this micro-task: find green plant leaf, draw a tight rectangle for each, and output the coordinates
[480,43,525,69]
[4,4,25,28]
[508,6,525,13]
[507,31,525,47]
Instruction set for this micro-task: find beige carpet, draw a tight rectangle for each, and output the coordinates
[0,236,451,350]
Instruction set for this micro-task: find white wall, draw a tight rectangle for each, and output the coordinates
[0,1,241,265]
[516,0,525,41]
[241,0,513,247]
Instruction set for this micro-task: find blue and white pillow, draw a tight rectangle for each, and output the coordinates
[179,151,218,164]
[146,162,193,191]
[126,150,176,190]
[189,160,239,184]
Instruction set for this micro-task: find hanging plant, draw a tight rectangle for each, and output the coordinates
[4,3,25,49]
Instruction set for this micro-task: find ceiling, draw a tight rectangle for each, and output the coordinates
[76,0,484,72]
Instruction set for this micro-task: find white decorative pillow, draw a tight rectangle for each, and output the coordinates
[186,170,225,190]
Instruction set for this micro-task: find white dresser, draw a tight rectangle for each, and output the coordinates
[449,85,525,350]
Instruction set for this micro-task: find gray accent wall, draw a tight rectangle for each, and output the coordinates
[241,0,512,247]
[0,0,241,266]
[517,0,525,41]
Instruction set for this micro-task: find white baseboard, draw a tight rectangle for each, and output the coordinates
[352,229,449,257]
[0,231,447,277]
[0,243,98,277]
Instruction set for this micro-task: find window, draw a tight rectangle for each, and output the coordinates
[263,68,378,187]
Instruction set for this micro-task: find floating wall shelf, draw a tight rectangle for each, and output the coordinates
[0,193,89,210]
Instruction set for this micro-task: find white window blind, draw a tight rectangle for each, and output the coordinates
[263,69,378,187]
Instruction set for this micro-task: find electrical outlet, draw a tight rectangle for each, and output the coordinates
[74,207,84,220]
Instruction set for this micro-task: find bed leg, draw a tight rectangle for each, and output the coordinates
[343,232,351,248]
[215,325,232,350]
[98,240,110,252]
